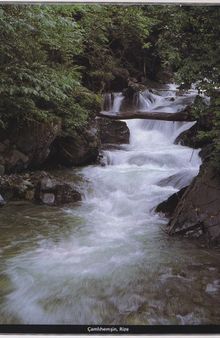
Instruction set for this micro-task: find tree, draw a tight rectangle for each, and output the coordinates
[0,5,100,130]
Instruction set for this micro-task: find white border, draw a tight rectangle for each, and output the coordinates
[0,0,219,337]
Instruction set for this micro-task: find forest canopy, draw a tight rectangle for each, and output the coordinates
[0,4,219,131]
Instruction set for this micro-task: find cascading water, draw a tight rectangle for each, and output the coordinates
[103,92,124,113]
[0,85,220,325]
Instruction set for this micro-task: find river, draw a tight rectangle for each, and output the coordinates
[0,85,219,325]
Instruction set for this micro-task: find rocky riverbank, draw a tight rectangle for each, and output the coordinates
[155,91,220,247]
[0,171,81,207]
[167,161,220,247]
[0,115,130,206]
[156,157,220,247]
[1,87,220,248]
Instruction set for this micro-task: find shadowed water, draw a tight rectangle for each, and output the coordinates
[0,85,219,324]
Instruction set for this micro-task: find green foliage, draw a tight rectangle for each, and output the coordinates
[189,93,220,171]
[70,5,156,91]
[0,5,101,130]
[0,2,220,160]
[156,6,220,89]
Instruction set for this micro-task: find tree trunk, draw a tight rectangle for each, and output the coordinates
[97,110,195,122]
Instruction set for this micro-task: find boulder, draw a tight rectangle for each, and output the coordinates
[158,170,194,190]
[175,123,202,149]
[167,163,220,247]
[0,174,31,200]
[48,120,100,167]
[0,120,61,173]
[41,193,55,206]
[0,172,81,206]
[36,177,81,206]
[155,187,188,217]
[97,117,130,145]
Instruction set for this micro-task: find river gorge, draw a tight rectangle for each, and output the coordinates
[0,86,220,325]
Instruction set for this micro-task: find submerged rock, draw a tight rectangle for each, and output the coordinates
[167,163,220,247]
[97,117,130,144]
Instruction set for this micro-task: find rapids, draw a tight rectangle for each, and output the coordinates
[0,85,220,325]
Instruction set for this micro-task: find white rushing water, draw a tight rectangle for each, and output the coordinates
[4,85,217,325]
[103,92,124,113]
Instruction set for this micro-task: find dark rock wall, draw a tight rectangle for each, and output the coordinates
[97,117,130,145]
[0,118,101,173]
[47,119,100,167]
[0,120,61,174]
[155,186,187,218]
[167,163,220,247]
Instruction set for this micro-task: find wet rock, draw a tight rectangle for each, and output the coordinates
[0,194,6,206]
[158,170,194,190]
[48,120,100,167]
[40,177,54,190]
[101,144,125,151]
[167,163,220,247]
[37,176,81,206]
[155,187,188,217]
[178,83,191,90]
[123,86,137,101]
[0,171,81,206]
[175,123,202,149]
[97,117,130,144]
[41,193,55,206]
[7,149,29,171]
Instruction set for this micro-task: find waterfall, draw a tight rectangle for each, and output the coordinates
[103,92,124,113]
[129,86,198,142]
[4,85,215,326]
[103,93,113,111]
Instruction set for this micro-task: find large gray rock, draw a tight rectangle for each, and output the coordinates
[41,193,55,206]
[48,120,100,167]
[36,177,81,206]
[0,172,81,206]
[97,117,130,145]
[0,120,61,173]
[167,163,220,247]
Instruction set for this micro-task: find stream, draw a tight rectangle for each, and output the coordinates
[0,85,220,325]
